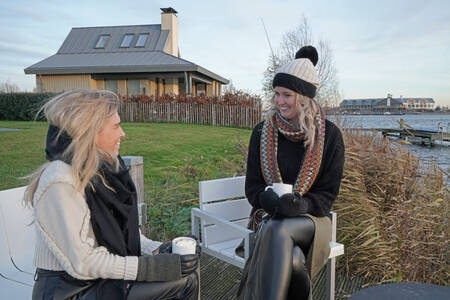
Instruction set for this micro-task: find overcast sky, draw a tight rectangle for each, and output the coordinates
[1,0,449,105]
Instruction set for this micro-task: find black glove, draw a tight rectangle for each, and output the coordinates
[137,253,182,282]
[259,188,279,215]
[180,253,199,277]
[158,241,172,254]
[277,192,308,217]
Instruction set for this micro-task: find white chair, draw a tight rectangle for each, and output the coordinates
[191,176,344,300]
[0,186,35,298]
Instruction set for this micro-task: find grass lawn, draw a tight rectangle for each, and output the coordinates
[0,120,251,240]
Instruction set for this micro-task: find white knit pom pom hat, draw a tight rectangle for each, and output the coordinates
[272,45,320,98]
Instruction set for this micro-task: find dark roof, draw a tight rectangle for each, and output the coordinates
[56,25,167,54]
[161,7,178,14]
[24,25,229,84]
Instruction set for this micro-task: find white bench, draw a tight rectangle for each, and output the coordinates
[191,176,344,300]
[0,186,35,298]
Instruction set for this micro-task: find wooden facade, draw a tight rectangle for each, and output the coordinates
[36,76,224,98]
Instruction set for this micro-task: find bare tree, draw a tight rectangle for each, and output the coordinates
[222,79,237,94]
[0,81,21,93]
[262,15,340,106]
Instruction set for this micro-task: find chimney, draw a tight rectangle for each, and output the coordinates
[161,7,179,57]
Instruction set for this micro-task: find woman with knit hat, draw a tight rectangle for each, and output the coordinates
[237,46,345,300]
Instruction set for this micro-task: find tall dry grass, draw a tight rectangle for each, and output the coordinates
[334,129,449,285]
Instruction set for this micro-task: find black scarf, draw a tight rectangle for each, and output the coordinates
[45,125,141,298]
[85,161,141,257]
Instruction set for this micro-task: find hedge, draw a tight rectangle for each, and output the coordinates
[0,93,55,121]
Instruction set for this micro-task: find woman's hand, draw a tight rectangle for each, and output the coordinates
[180,253,199,277]
[157,241,172,254]
[259,188,279,215]
[277,193,308,217]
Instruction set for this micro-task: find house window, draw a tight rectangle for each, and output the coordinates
[135,33,149,47]
[95,34,110,49]
[196,83,206,96]
[127,79,140,96]
[105,80,118,94]
[120,34,134,48]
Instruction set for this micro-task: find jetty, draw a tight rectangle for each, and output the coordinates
[379,126,450,146]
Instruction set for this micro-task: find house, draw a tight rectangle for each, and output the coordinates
[340,94,435,113]
[400,98,435,110]
[24,7,229,97]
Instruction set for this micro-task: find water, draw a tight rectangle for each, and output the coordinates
[327,114,450,183]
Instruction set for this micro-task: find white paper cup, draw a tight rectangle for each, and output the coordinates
[265,183,293,197]
[172,237,197,255]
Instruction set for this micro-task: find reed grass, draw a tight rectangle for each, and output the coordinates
[334,129,449,285]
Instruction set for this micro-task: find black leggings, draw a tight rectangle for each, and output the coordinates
[257,216,315,300]
[127,272,198,300]
[32,268,198,300]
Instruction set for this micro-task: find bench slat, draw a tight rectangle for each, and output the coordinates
[201,198,252,222]
[199,176,245,204]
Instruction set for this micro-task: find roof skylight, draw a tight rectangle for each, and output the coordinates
[95,34,110,49]
[120,34,134,48]
[135,33,149,47]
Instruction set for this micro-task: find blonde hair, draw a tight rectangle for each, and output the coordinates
[267,93,320,147]
[23,89,121,207]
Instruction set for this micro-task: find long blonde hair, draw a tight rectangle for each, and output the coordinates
[267,93,320,147]
[23,89,121,207]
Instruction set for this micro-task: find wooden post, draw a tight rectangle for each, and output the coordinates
[122,156,147,232]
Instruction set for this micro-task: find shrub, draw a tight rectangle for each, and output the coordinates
[334,129,449,285]
[223,125,449,285]
[0,93,55,120]
[122,91,261,108]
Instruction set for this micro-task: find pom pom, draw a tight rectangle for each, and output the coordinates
[295,46,318,66]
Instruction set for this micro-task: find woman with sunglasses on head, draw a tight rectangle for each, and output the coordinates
[25,90,199,300]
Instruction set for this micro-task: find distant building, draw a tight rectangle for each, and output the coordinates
[24,7,228,97]
[401,98,435,110]
[340,94,435,113]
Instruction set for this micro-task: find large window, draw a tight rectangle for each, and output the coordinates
[95,34,110,49]
[105,80,118,94]
[127,79,140,96]
[196,83,206,96]
[120,34,134,48]
[135,33,149,47]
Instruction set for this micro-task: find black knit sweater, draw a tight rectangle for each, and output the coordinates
[245,119,345,217]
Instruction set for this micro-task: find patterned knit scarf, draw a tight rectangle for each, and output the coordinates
[260,109,326,196]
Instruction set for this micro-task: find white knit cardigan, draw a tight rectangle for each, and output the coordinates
[33,160,161,280]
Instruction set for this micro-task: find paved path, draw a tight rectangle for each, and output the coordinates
[0,128,21,131]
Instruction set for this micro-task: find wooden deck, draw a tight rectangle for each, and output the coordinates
[200,253,376,300]
[379,128,450,146]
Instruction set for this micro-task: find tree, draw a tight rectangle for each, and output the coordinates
[0,81,21,93]
[222,79,237,94]
[262,15,340,106]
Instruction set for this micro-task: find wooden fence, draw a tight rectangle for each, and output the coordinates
[118,102,262,129]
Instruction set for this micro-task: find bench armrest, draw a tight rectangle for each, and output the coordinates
[191,208,255,259]
[191,208,252,236]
